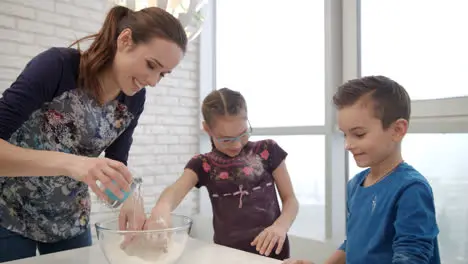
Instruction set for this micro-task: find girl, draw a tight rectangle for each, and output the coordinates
[0,5,187,262]
[144,88,299,260]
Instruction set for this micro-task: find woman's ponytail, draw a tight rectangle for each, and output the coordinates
[71,5,133,101]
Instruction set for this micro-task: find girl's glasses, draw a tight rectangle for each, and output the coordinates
[214,121,252,145]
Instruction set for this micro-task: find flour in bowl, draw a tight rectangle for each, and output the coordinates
[101,236,187,264]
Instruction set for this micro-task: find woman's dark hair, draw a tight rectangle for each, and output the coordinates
[202,88,248,148]
[70,5,187,99]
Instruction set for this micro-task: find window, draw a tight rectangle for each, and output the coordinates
[360,0,468,100]
[216,0,325,127]
[250,135,325,240]
[200,1,468,261]
[348,134,468,263]
[358,1,468,263]
[135,0,149,10]
[213,0,328,241]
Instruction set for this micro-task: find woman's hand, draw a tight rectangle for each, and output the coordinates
[251,224,288,256]
[68,156,133,202]
[118,194,146,249]
[119,194,147,230]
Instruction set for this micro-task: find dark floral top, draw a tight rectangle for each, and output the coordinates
[185,139,290,260]
[0,48,145,242]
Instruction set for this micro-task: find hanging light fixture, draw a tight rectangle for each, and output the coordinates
[113,0,208,42]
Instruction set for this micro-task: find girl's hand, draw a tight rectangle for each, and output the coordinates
[68,156,133,202]
[251,224,287,256]
[137,205,172,253]
[145,205,172,232]
[282,259,315,264]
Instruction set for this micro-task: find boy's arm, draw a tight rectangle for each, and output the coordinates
[284,237,346,264]
[392,181,439,264]
[324,174,352,264]
[325,249,346,264]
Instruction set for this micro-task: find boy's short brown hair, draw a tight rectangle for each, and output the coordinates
[333,75,411,129]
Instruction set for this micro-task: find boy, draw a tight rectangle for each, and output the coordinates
[284,76,440,264]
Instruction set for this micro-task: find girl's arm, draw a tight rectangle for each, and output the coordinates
[272,160,299,230]
[251,160,299,256]
[151,168,199,214]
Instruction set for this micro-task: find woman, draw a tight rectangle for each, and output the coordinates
[0,5,187,262]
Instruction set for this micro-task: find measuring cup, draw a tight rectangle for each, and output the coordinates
[103,177,143,208]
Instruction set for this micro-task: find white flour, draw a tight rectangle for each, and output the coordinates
[101,236,187,264]
[99,179,190,263]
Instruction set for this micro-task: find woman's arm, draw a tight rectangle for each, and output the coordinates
[0,48,132,200]
[105,89,146,166]
[0,48,73,177]
[0,138,132,200]
[0,138,74,177]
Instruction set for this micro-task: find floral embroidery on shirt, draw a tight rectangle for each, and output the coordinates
[185,140,288,254]
[260,149,270,160]
[0,89,134,243]
[219,172,229,180]
[242,167,253,176]
[202,161,211,172]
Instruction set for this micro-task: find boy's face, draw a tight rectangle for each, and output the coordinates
[337,100,407,168]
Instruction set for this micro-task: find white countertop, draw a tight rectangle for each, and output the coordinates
[6,238,282,264]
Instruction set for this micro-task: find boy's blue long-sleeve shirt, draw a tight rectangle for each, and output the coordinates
[340,162,440,264]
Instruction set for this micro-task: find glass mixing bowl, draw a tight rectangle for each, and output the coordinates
[95,214,193,264]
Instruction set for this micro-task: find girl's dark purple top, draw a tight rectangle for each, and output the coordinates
[0,47,146,242]
[185,139,290,260]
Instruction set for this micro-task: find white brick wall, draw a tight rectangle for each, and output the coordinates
[0,0,200,238]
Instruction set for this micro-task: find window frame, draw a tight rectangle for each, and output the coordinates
[198,0,468,246]
[355,0,468,133]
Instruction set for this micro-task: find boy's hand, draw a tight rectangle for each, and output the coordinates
[282,259,315,264]
[251,223,287,256]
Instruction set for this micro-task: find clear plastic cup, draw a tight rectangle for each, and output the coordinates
[102,177,143,208]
